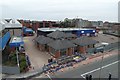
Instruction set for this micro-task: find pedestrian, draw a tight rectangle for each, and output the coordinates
[86,74,89,80]
[48,58,50,63]
[108,73,112,80]
[89,75,92,80]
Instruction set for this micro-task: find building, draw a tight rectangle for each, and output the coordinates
[22,27,34,36]
[18,19,32,28]
[35,30,97,58]
[9,36,24,52]
[48,39,76,58]
[18,19,61,32]
[71,36,97,53]
[37,28,96,37]
[2,19,22,36]
[0,20,11,51]
[90,21,103,27]
[77,19,91,28]
[35,35,54,51]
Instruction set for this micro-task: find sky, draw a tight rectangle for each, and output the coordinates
[0,0,120,22]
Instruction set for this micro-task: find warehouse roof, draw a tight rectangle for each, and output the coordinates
[48,39,76,50]
[10,36,23,43]
[71,36,98,46]
[35,35,54,44]
[38,28,94,32]
[9,36,24,47]
[0,19,22,29]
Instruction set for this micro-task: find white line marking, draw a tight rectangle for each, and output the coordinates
[81,60,119,78]
[46,74,52,80]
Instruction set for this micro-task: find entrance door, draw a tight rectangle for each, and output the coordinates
[60,49,67,56]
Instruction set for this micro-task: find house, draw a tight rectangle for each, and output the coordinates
[35,35,54,51]
[48,39,76,58]
[71,36,98,53]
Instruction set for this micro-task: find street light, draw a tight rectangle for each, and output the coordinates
[99,45,105,80]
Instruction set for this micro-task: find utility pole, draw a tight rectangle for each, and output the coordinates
[99,47,104,80]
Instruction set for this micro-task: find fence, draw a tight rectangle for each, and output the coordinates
[2,67,43,79]
[2,66,20,74]
[86,42,120,54]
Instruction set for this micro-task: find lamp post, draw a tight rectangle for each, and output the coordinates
[99,45,105,80]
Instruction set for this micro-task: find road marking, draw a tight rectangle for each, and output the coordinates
[81,60,119,78]
[46,74,53,80]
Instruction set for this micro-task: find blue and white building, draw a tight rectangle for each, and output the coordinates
[37,28,96,37]
[0,19,23,51]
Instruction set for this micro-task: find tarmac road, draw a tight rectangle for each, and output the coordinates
[37,51,119,79]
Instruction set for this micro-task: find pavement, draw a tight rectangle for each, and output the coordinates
[23,34,51,70]
[35,49,119,79]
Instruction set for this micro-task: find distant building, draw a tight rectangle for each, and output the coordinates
[72,18,91,28]
[90,21,103,27]
[37,28,96,37]
[63,18,103,28]
[3,19,22,36]
[18,19,32,28]
[18,19,61,32]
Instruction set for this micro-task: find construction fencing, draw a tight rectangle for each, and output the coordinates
[86,42,120,54]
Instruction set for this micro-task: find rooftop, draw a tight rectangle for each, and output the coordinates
[10,36,23,43]
[38,28,95,32]
[35,35,54,44]
[47,30,66,39]
[0,19,22,29]
[48,39,76,50]
[71,36,98,46]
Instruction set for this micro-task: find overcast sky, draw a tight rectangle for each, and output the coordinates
[0,0,119,22]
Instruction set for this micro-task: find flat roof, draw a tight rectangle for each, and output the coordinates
[38,28,95,32]
[10,36,23,43]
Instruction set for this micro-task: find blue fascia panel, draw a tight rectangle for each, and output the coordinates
[0,32,11,50]
[9,41,24,48]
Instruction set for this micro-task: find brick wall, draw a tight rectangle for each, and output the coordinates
[67,48,73,56]
[79,46,86,53]
[54,51,60,58]
[38,44,45,51]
